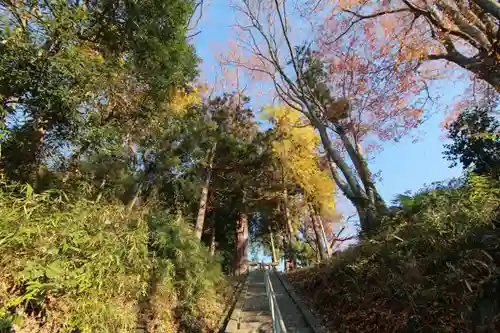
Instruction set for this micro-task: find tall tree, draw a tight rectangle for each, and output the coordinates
[264,105,338,259]
[308,205,328,260]
[0,0,198,185]
[226,0,416,234]
[190,93,271,274]
[193,93,256,241]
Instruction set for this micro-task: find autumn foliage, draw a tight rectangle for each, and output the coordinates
[265,106,337,218]
[329,0,500,93]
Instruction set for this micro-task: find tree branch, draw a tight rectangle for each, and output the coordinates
[343,7,410,19]
[436,1,492,51]
[474,0,500,21]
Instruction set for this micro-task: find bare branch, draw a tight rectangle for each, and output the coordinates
[186,30,202,39]
[187,0,205,30]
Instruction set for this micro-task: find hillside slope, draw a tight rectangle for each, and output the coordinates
[288,176,500,333]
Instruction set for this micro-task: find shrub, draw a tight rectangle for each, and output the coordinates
[0,185,226,332]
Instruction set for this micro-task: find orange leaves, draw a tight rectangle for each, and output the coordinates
[315,1,431,146]
[228,0,432,151]
[338,0,500,91]
[379,14,398,35]
[441,108,463,129]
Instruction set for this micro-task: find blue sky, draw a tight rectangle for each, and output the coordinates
[193,1,465,246]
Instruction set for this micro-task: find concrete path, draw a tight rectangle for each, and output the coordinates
[225,269,313,333]
[226,269,272,332]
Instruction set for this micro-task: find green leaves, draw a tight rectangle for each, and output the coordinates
[0,0,199,184]
[444,107,500,178]
[0,0,235,331]
[45,261,65,279]
[20,261,45,281]
[0,184,226,332]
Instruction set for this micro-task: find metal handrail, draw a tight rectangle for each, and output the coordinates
[263,265,287,333]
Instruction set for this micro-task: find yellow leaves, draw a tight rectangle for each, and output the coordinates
[264,105,319,147]
[265,105,337,217]
[169,87,202,114]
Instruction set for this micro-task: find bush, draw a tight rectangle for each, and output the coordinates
[288,175,500,333]
[0,185,226,332]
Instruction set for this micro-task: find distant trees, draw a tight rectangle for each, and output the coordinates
[263,105,338,263]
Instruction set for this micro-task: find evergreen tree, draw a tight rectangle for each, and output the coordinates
[444,107,500,179]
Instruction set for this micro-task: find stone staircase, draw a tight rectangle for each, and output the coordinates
[225,269,321,333]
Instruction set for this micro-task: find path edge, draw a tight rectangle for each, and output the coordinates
[223,273,249,333]
[273,271,327,333]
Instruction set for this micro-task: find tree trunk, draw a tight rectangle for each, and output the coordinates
[314,119,386,235]
[194,181,210,240]
[279,162,295,241]
[283,236,297,271]
[464,57,500,92]
[337,126,388,216]
[315,120,364,201]
[428,51,500,92]
[474,0,500,20]
[209,216,216,256]
[282,187,295,241]
[315,244,321,262]
[355,203,380,235]
[195,143,217,240]
[309,206,327,261]
[285,258,296,271]
[233,212,249,276]
[269,227,278,263]
[316,214,332,258]
[282,187,298,270]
